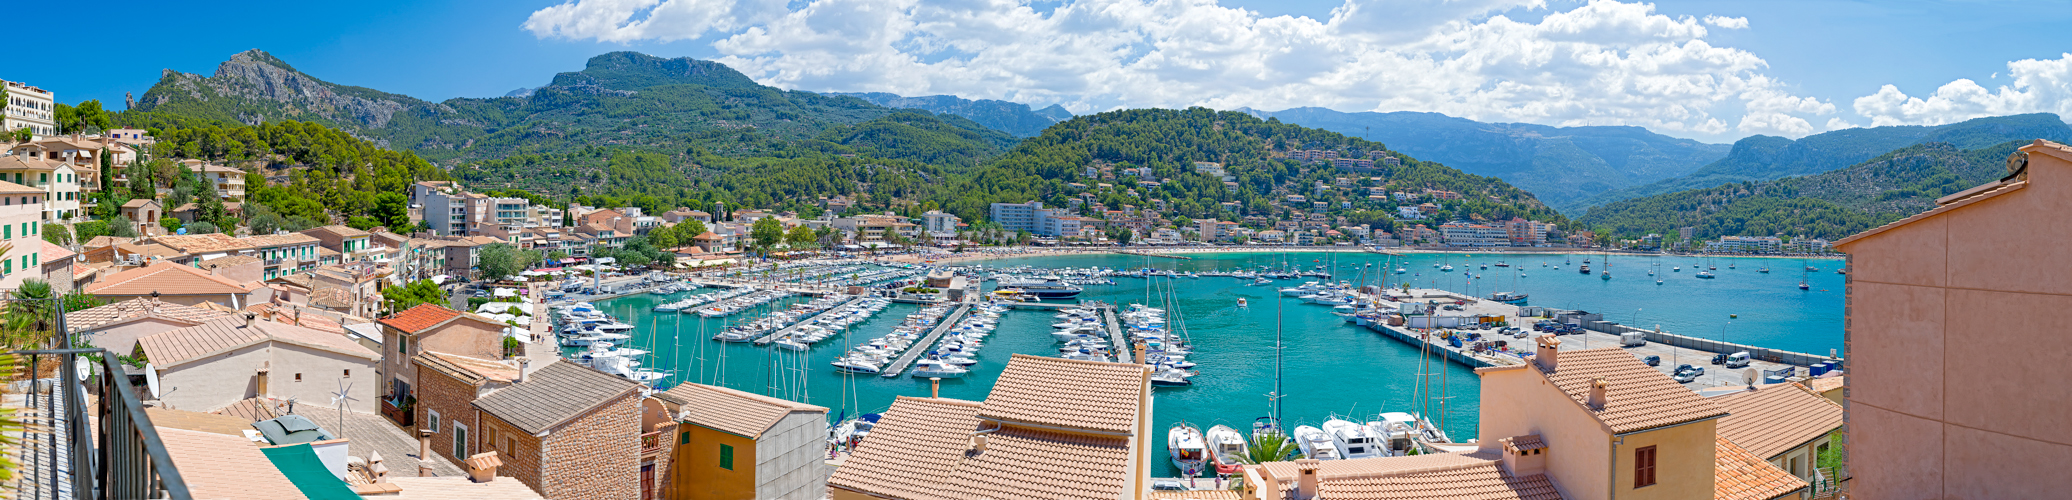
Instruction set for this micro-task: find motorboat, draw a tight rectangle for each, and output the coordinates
[1207,424,1249,475]
[1367,413,1424,455]
[1488,291,1529,305]
[1799,281,1810,290]
[1323,418,1385,459]
[1439,264,1454,272]
[995,277,1083,299]
[1169,422,1208,477]
[1293,425,1341,460]
[1696,271,1716,279]
[908,359,969,379]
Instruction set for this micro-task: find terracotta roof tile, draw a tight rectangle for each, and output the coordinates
[826,397,984,500]
[378,476,544,499]
[41,241,73,261]
[84,261,249,297]
[658,383,826,438]
[379,304,463,334]
[152,233,254,254]
[140,317,379,368]
[1713,436,1808,500]
[976,354,1148,434]
[1713,384,1844,460]
[65,298,234,331]
[1536,347,1727,434]
[1256,452,1564,500]
[413,352,517,386]
[1501,434,1547,454]
[1807,376,1844,395]
[157,427,309,500]
[472,362,640,435]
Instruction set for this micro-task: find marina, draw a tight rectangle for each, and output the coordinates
[568,250,1844,477]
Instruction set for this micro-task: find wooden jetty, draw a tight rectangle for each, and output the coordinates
[752,296,867,345]
[880,304,974,378]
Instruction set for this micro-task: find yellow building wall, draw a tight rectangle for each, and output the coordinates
[666,424,758,500]
[1612,420,1717,500]
[828,489,880,500]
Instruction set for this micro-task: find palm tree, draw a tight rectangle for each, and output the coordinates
[1230,431,1301,465]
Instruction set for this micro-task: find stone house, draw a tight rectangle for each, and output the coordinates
[136,314,381,413]
[464,361,646,499]
[375,304,510,427]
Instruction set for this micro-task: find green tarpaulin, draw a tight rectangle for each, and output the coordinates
[259,443,358,500]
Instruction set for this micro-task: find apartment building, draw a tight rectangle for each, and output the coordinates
[0,181,43,288]
[989,201,1044,234]
[181,161,245,201]
[1709,236,1783,254]
[1830,139,2072,499]
[1504,218,1555,246]
[1440,221,1510,247]
[2,80,55,137]
[920,210,961,236]
[0,156,80,221]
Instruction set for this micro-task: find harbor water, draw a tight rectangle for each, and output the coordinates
[593,251,1844,476]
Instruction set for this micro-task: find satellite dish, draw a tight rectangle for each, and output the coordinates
[144,363,160,399]
[2008,150,2030,176]
[1742,368,1760,387]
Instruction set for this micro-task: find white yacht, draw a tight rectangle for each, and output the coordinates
[1207,424,1249,475]
[908,359,969,378]
[1323,418,1385,459]
[1168,422,1208,477]
[1293,425,1341,460]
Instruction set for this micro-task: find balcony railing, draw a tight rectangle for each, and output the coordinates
[379,397,414,427]
[640,422,677,457]
[12,348,192,499]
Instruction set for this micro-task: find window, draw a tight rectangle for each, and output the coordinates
[680,431,690,445]
[398,336,408,355]
[454,423,469,459]
[719,444,734,470]
[1634,446,1657,488]
[343,369,351,378]
[426,410,440,433]
[294,373,302,382]
[506,438,515,454]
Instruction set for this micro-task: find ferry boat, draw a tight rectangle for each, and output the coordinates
[1169,422,1208,477]
[996,277,1083,299]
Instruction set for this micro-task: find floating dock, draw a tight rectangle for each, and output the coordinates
[752,296,867,345]
[880,304,974,378]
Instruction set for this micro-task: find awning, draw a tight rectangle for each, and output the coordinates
[259,443,359,500]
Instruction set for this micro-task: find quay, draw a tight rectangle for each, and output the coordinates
[752,295,868,345]
[880,303,975,377]
[1353,288,1841,389]
[689,277,841,296]
[1117,250,1191,260]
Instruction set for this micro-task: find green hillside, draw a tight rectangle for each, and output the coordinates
[1579,141,2024,242]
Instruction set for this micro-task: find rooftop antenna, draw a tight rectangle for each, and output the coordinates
[329,379,358,441]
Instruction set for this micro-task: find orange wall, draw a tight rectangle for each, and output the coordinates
[666,424,757,500]
[1477,366,1612,499]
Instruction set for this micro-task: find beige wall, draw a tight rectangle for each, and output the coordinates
[154,341,377,413]
[267,344,379,413]
[1610,421,1716,500]
[1838,143,2072,500]
[83,317,196,356]
[382,318,503,397]
[156,343,268,412]
[0,192,41,290]
[98,293,248,309]
[1476,366,1613,500]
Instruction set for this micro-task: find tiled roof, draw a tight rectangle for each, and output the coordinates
[381,476,544,499]
[309,287,355,309]
[245,233,321,247]
[828,397,985,500]
[413,352,517,386]
[472,361,640,435]
[41,241,74,262]
[65,298,233,331]
[658,383,826,438]
[198,255,262,269]
[1536,347,1726,434]
[379,304,463,334]
[1256,452,1563,500]
[139,317,379,368]
[1148,491,1242,500]
[85,261,250,297]
[975,354,1148,434]
[147,407,264,436]
[1501,434,1547,453]
[210,397,286,423]
[153,233,254,254]
[0,155,60,172]
[156,427,309,500]
[1713,436,1808,500]
[1713,385,1844,459]
[1807,376,1844,395]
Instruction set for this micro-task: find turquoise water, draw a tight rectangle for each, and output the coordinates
[593,251,1843,476]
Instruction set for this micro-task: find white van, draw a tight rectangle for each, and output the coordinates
[1724,351,1752,368]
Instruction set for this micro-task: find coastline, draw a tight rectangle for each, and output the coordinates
[875,245,1846,265]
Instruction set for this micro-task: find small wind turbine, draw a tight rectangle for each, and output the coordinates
[330,379,359,440]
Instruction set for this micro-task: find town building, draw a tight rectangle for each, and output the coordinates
[83,261,254,307]
[2,80,56,136]
[466,361,644,499]
[1829,139,2072,499]
[67,297,236,356]
[1707,236,1783,254]
[0,156,80,221]
[375,304,513,428]
[920,210,961,237]
[1711,383,1846,490]
[828,354,1153,500]
[0,180,42,288]
[655,383,829,500]
[137,314,381,413]
[1440,221,1510,247]
[1504,218,1555,246]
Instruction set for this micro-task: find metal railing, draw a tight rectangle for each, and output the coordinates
[13,348,191,499]
[639,422,676,457]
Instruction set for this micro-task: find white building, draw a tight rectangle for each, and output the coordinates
[1708,235,1783,253]
[1439,221,1510,247]
[0,180,45,288]
[2,80,56,137]
[0,156,79,222]
[921,210,961,236]
[1397,205,1425,220]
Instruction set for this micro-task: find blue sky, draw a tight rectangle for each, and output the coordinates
[10,0,2070,143]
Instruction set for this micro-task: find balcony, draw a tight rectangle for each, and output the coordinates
[379,396,415,427]
[10,347,193,499]
[640,422,677,457]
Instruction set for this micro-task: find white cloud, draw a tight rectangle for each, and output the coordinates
[525,0,1841,139]
[1703,15,1748,29]
[1852,53,2072,126]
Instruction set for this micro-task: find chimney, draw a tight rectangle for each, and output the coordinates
[514,357,531,384]
[366,451,389,482]
[1588,377,1609,410]
[243,312,256,328]
[1295,458,1321,500]
[969,433,988,454]
[1534,335,1561,371]
[930,377,941,398]
[418,429,435,477]
[464,451,502,483]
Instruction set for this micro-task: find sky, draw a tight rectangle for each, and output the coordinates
[9,0,2071,143]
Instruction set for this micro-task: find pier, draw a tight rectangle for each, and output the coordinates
[880,304,974,378]
[1101,306,1129,363]
[752,296,867,345]
[1117,250,1191,260]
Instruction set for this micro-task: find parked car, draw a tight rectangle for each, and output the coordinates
[1642,355,1661,366]
[1710,353,1729,365]
[1150,480,1188,491]
[1671,370,1700,383]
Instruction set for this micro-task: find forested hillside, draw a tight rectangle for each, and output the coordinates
[1568,114,2072,211]
[828,92,1073,137]
[1579,141,2024,241]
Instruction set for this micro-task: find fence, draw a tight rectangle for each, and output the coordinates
[13,347,192,499]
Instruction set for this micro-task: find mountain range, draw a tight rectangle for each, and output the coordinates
[825,93,1071,138]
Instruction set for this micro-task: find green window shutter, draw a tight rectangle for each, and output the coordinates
[5,226,11,239]
[680,432,690,445]
[719,444,734,470]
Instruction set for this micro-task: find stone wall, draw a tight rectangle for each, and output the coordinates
[541,394,641,500]
[412,361,479,466]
